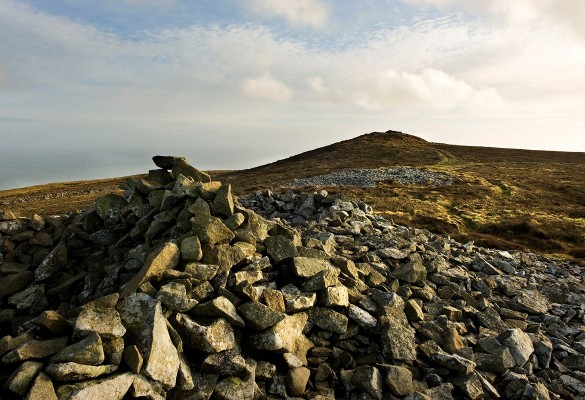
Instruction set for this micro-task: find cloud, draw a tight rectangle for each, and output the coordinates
[247,0,330,29]
[242,73,293,102]
[0,66,4,84]
[348,68,502,111]
[402,0,585,40]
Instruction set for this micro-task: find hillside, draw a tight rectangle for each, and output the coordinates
[1,130,584,261]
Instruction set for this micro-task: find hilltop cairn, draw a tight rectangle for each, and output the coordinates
[0,157,584,400]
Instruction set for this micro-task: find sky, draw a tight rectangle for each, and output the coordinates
[1,0,585,188]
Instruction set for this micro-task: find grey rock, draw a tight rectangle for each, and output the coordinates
[174,314,236,353]
[212,183,234,217]
[156,281,198,312]
[74,308,126,339]
[2,337,68,364]
[25,372,58,400]
[180,236,203,262]
[351,365,384,400]
[510,290,550,315]
[63,372,135,400]
[380,316,417,361]
[45,362,117,381]
[309,307,348,334]
[191,296,245,328]
[3,360,43,397]
[50,332,104,365]
[121,242,180,297]
[393,253,427,283]
[265,235,298,264]
[499,328,534,367]
[117,293,180,389]
[347,304,377,330]
[287,366,310,396]
[384,365,415,396]
[238,301,285,330]
[291,257,334,278]
[8,284,49,313]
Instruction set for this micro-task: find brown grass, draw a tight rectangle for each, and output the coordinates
[1,130,584,264]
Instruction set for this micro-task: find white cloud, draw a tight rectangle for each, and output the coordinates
[248,0,330,29]
[348,68,502,111]
[402,0,585,40]
[0,0,584,155]
[242,73,293,102]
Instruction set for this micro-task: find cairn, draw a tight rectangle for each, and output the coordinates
[0,157,583,399]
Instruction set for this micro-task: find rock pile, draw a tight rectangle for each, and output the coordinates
[0,157,584,399]
[287,167,457,188]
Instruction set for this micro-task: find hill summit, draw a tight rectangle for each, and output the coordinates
[0,156,583,399]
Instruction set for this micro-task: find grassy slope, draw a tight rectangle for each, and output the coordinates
[1,131,584,261]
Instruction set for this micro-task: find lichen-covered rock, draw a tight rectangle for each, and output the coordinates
[121,242,180,297]
[174,314,236,353]
[49,332,104,365]
[74,308,126,339]
[117,293,180,389]
[3,361,44,397]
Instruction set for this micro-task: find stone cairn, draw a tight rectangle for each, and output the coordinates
[0,157,583,400]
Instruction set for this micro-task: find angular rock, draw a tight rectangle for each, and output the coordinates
[31,310,70,335]
[348,304,377,330]
[117,293,180,388]
[213,376,255,400]
[0,271,33,298]
[393,253,427,283]
[380,316,417,361]
[45,362,118,381]
[291,257,334,278]
[385,365,415,396]
[174,314,236,353]
[323,285,349,307]
[351,365,384,400]
[249,312,310,354]
[499,328,534,367]
[156,281,197,312]
[121,242,180,297]
[238,301,285,330]
[2,337,68,363]
[191,296,245,328]
[3,360,43,397]
[180,236,203,262]
[34,242,68,281]
[287,366,310,396]
[510,290,550,315]
[309,307,348,334]
[26,372,58,400]
[301,268,339,291]
[202,349,248,376]
[192,216,235,245]
[74,308,126,339]
[281,284,316,312]
[50,332,104,365]
[63,372,135,400]
[212,183,234,217]
[172,158,211,183]
[264,235,298,264]
[8,284,48,313]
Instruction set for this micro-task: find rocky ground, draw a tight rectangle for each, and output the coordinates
[0,157,584,399]
[287,168,457,188]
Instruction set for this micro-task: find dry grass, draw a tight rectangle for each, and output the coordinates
[1,130,584,263]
